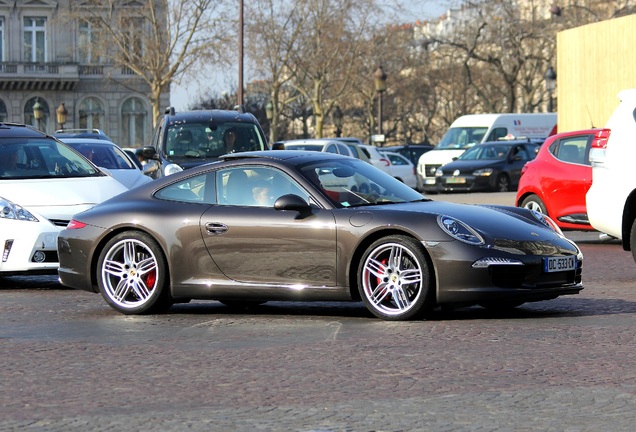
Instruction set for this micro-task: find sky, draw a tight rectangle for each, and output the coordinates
[170,1,451,111]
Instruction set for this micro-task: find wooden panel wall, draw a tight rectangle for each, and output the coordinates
[557,14,636,132]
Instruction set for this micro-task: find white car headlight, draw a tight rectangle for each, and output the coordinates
[164,163,184,176]
[437,215,484,245]
[472,168,493,176]
[0,197,39,222]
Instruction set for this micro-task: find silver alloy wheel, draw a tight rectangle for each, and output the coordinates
[100,238,159,309]
[361,242,423,317]
[523,200,543,213]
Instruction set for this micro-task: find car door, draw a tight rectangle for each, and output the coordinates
[201,165,338,287]
[509,144,534,186]
[542,135,592,216]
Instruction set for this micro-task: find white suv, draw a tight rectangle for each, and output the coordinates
[587,88,636,263]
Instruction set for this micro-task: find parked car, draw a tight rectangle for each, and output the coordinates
[332,137,372,163]
[385,144,434,166]
[274,138,356,157]
[358,144,392,175]
[59,138,153,189]
[516,129,606,231]
[0,123,128,276]
[587,88,636,263]
[58,150,583,321]
[380,150,418,189]
[435,140,543,192]
[140,107,269,179]
[54,128,112,141]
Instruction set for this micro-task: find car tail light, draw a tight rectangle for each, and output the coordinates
[381,158,390,167]
[67,219,87,229]
[589,128,611,164]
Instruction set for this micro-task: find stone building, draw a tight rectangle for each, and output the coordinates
[0,0,169,146]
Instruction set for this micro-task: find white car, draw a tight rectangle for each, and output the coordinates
[358,144,392,175]
[0,124,128,275]
[380,151,418,189]
[586,88,636,263]
[59,138,153,189]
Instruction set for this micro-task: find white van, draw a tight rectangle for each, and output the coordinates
[417,113,557,191]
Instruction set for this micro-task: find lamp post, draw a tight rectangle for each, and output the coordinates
[265,101,274,143]
[374,66,387,140]
[544,66,557,113]
[56,103,68,130]
[33,99,44,131]
[332,105,343,138]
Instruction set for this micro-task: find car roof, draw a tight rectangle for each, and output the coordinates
[478,139,544,146]
[280,138,344,145]
[221,149,347,163]
[163,108,260,125]
[0,122,50,138]
[58,137,118,146]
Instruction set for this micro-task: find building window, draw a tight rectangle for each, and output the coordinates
[121,97,147,147]
[23,17,46,62]
[79,97,105,130]
[78,20,101,64]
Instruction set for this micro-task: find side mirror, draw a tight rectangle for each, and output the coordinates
[141,146,158,160]
[274,194,311,217]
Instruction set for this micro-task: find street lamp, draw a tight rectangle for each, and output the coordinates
[332,105,343,138]
[33,99,44,131]
[374,66,387,140]
[544,66,557,112]
[56,103,68,130]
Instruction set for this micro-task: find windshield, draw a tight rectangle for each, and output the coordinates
[458,144,510,161]
[166,121,266,158]
[297,158,425,208]
[437,127,488,149]
[64,142,138,170]
[0,138,101,179]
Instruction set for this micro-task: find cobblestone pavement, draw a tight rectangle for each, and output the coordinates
[2,196,636,431]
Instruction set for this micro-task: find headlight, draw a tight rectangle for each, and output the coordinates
[0,197,39,222]
[530,209,563,236]
[472,168,493,176]
[437,215,484,245]
[164,163,184,176]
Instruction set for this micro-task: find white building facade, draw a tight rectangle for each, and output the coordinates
[0,0,168,146]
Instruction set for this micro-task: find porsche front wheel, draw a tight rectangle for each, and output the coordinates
[97,231,172,315]
[358,235,434,320]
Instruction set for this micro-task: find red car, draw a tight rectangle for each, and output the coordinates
[515,128,610,231]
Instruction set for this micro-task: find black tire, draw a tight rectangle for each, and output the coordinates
[631,218,636,264]
[520,194,547,215]
[357,235,434,320]
[494,174,510,192]
[96,231,172,315]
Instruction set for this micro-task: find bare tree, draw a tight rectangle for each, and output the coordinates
[63,0,232,125]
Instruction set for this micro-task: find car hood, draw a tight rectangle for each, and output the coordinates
[0,176,129,220]
[101,168,153,189]
[371,200,574,247]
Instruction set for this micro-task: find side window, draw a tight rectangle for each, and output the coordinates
[555,137,588,165]
[151,117,165,150]
[337,143,352,156]
[325,144,339,154]
[155,173,212,203]
[486,127,508,142]
[218,166,309,207]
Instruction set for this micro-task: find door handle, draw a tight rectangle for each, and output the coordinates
[205,222,229,234]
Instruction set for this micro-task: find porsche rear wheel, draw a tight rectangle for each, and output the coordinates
[97,231,172,315]
[358,235,434,321]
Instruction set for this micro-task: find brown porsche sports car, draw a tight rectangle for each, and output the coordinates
[57,151,583,320]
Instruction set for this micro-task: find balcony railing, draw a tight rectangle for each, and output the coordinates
[0,62,79,90]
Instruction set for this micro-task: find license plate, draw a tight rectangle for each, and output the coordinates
[543,255,577,273]
[446,177,466,184]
